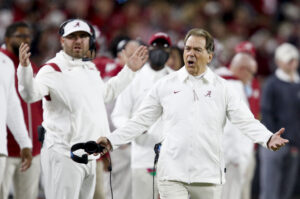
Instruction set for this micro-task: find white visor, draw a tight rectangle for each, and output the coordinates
[62,19,92,37]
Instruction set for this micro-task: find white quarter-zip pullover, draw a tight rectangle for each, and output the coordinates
[17,50,135,157]
[107,66,273,184]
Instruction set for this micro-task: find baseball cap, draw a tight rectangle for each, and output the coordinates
[61,19,93,37]
[235,41,256,57]
[275,43,299,63]
[148,32,172,47]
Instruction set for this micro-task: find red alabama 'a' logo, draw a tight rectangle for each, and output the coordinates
[205,90,211,97]
[73,22,80,27]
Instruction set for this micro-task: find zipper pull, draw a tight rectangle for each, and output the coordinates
[193,89,199,101]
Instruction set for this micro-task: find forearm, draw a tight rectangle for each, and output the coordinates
[17,64,47,103]
[103,65,135,103]
[7,89,32,149]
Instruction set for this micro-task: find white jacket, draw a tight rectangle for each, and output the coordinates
[107,67,273,184]
[112,63,169,169]
[17,51,135,157]
[0,50,32,155]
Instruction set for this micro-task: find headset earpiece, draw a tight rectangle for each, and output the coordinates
[59,19,74,36]
[87,23,96,52]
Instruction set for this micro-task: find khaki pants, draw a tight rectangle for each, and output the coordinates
[0,155,40,199]
[41,147,96,199]
[93,161,105,199]
[158,180,222,199]
[221,163,243,199]
[241,152,256,199]
[132,168,159,199]
[0,156,6,186]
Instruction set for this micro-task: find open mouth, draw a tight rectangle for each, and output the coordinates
[187,60,195,66]
[74,46,81,51]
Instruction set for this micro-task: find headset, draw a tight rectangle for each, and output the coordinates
[59,19,96,52]
[70,141,105,164]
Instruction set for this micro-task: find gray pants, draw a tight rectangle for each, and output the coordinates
[259,145,299,199]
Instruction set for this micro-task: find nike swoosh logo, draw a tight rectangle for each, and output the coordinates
[174,91,180,94]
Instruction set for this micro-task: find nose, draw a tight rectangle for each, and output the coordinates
[23,36,31,44]
[74,35,84,43]
[187,50,195,57]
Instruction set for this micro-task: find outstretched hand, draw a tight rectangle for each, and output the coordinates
[267,128,289,151]
[95,137,112,156]
[19,43,31,67]
[122,45,148,72]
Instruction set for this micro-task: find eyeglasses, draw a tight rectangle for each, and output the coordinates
[11,34,32,39]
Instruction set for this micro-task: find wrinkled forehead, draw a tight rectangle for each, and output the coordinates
[184,35,206,48]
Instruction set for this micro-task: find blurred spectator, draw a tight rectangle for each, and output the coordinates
[112,32,172,199]
[93,36,141,199]
[234,41,261,199]
[166,46,184,71]
[0,21,42,199]
[0,21,33,192]
[259,43,300,199]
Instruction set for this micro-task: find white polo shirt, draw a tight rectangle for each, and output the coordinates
[107,66,273,184]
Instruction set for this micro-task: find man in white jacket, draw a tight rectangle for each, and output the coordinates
[17,19,148,199]
[112,32,172,199]
[96,28,288,199]
[0,23,33,187]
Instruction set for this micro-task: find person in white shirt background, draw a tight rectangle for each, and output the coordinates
[0,22,32,188]
[112,32,172,199]
[101,39,142,199]
[96,28,289,199]
[17,18,148,199]
[214,52,259,199]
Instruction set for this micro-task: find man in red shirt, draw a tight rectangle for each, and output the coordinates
[0,21,42,199]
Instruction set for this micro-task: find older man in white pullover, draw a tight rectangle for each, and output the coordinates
[17,19,148,199]
[96,28,289,199]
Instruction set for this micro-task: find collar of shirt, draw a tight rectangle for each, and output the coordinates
[53,50,95,70]
[177,66,214,84]
[275,68,300,83]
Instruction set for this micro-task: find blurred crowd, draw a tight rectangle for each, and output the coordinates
[0,0,300,199]
[0,0,299,77]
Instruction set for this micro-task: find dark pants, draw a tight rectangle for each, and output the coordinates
[259,145,299,199]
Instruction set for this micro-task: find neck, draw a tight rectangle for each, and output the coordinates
[192,66,207,76]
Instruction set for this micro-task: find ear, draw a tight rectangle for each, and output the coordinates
[4,37,10,46]
[207,52,214,64]
[60,37,65,49]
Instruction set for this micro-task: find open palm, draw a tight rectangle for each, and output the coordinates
[123,45,148,72]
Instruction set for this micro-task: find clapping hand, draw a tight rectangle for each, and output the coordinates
[121,45,148,72]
